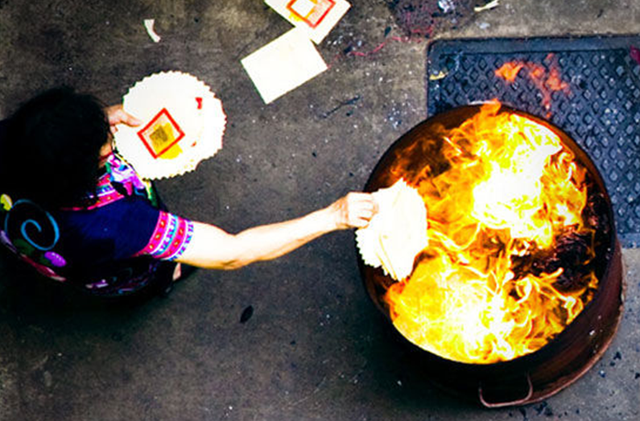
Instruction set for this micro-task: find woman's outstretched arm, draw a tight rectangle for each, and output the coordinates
[175,192,377,270]
[104,105,377,270]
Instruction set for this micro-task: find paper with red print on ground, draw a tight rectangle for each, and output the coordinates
[356,179,429,281]
[113,71,226,179]
[265,0,351,44]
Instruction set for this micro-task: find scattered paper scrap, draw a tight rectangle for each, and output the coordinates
[113,71,226,179]
[474,0,499,12]
[144,19,161,43]
[241,27,328,104]
[429,69,448,80]
[265,0,351,44]
[356,179,428,281]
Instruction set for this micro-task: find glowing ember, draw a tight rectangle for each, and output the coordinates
[384,102,598,364]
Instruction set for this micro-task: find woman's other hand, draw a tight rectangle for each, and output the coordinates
[328,192,378,230]
[105,105,141,130]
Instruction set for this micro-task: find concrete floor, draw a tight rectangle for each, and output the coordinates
[1,0,640,420]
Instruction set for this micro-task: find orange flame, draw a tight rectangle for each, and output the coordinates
[495,62,524,82]
[495,54,570,117]
[384,102,596,364]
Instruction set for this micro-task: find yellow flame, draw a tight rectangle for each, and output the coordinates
[385,102,596,364]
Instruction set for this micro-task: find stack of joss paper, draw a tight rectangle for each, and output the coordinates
[356,179,429,281]
[114,71,226,179]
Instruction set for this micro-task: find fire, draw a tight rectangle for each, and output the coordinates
[384,102,597,364]
[494,62,523,82]
[495,54,570,117]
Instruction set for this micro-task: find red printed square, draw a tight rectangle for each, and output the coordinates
[287,0,335,29]
[137,108,185,159]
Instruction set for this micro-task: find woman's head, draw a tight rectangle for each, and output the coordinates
[1,87,110,207]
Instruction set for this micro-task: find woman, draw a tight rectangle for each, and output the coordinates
[0,87,377,299]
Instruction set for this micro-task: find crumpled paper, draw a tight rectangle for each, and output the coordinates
[356,179,428,281]
[113,71,226,179]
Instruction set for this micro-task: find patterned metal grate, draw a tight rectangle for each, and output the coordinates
[426,36,640,247]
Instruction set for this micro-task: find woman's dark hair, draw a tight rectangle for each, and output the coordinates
[0,87,110,208]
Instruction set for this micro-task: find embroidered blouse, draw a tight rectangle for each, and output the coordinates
[0,124,194,296]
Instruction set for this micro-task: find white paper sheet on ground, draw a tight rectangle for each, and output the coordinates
[241,27,328,104]
[264,0,351,44]
[356,179,429,281]
[113,71,226,179]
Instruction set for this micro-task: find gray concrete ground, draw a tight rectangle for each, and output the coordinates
[1,0,639,420]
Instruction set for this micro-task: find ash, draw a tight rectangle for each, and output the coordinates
[388,0,477,37]
[511,179,612,294]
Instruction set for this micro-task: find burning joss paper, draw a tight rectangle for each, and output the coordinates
[384,103,600,364]
[114,71,226,179]
[356,179,428,281]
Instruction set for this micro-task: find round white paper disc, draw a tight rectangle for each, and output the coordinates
[114,71,226,179]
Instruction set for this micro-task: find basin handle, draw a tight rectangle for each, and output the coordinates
[478,374,533,408]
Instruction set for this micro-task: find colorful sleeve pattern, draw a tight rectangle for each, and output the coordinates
[135,211,194,261]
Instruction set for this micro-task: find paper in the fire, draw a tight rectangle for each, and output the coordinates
[113,71,226,179]
[264,0,351,44]
[241,27,328,104]
[356,179,428,281]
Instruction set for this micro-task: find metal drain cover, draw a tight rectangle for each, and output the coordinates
[426,36,640,247]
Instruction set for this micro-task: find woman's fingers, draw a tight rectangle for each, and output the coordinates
[105,104,142,128]
[334,192,378,229]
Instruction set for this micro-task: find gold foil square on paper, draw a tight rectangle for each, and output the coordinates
[136,108,185,159]
[264,0,350,44]
[287,0,335,28]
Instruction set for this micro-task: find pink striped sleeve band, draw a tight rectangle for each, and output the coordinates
[136,211,194,261]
